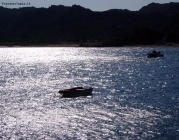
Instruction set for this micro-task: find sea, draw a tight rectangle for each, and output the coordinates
[0,47,179,140]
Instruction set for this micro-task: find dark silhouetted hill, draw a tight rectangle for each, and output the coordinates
[0,2,179,46]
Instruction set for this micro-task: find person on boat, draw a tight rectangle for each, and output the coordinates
[153,50,157,54]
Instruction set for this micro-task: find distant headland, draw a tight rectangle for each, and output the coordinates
[0,2,179,47]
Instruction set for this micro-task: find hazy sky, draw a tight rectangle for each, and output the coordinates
[1,0,179,11]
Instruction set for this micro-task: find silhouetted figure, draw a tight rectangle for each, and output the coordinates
[153,50,157,54]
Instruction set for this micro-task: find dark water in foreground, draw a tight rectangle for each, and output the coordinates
[0,47,179,140]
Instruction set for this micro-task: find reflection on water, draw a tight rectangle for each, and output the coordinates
[0,47,179,139]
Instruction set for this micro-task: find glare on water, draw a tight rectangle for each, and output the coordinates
[0,47,179,139]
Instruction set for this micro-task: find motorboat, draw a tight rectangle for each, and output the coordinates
[147,50,164,58]
[59,87,93,97]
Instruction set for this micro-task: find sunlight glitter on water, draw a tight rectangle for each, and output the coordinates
[0,47,80,63]
[0,47,179,139]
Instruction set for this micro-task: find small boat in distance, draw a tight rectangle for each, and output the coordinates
[147,50,164,58]
[59,87,93,98]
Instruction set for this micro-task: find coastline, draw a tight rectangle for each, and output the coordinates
[0,43,80,48]
[0,43,179,48]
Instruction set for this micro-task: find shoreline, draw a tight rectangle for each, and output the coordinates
[0,43,80,48]
[0,43,179,48]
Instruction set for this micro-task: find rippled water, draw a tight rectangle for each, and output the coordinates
[0,47,179,139]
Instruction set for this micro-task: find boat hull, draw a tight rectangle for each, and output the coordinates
[59,87,93,98]
[147,53,164,58]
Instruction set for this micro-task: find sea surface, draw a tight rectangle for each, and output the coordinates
[0,47,179,140]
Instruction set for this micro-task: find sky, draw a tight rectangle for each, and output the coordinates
[1,0,179,11]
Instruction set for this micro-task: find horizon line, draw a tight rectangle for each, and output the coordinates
[0,2,179,12]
